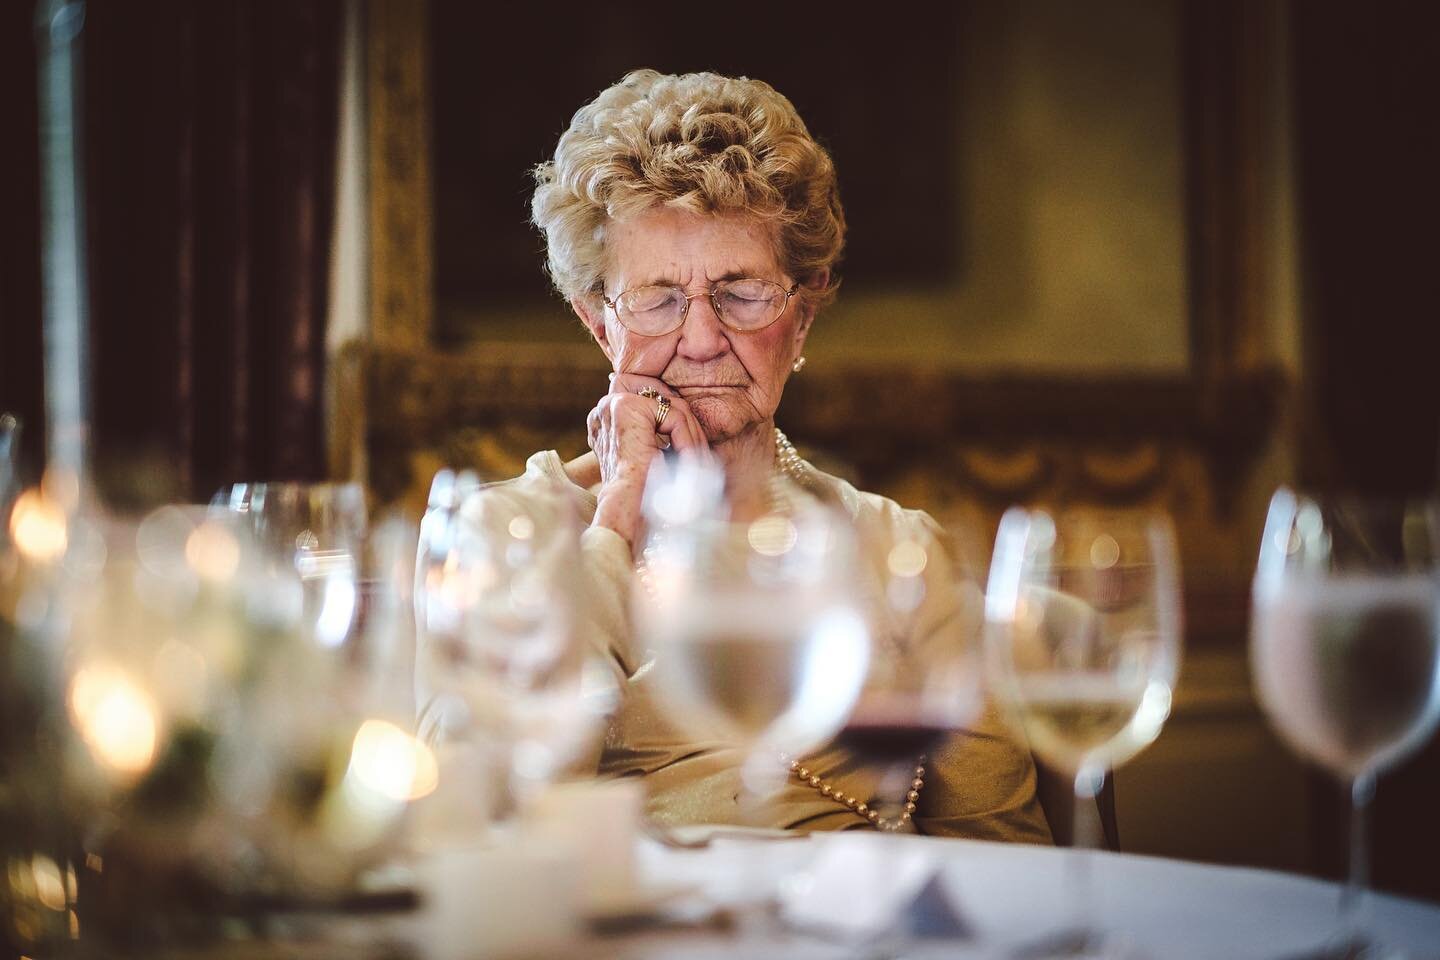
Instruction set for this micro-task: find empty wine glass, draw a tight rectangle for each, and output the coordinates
[985,506,1182,956]
[1252,489,1440,959]
[415,475,602,828]
[36,498,435,953]
[213,482,367,649]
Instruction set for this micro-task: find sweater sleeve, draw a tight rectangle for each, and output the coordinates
[578,524,641,682]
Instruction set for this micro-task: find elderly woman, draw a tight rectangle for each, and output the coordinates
[467,69,1050,841]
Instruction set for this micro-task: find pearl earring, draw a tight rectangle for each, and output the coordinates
[792,356,807,373]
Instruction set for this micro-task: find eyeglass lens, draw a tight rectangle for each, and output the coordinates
[616,279,788,333]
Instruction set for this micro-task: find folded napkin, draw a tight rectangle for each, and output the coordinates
[779,834,973,941]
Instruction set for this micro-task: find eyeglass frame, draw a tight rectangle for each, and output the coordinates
[600,278,803,336]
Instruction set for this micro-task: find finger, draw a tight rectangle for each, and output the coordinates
[610,372,678,399]
[670,417,708,452]
[596,391,708,461]
[653,396,708,452]
[616,389,706,452]
[592,394,663,466]
[586,404,602,449]
[605,374,699,448]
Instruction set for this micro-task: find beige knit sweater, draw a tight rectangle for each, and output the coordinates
[423,448,1053,844]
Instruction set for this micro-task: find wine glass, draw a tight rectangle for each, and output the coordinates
[413,470,482,746]
[1252,489,1440,959]
[39,497,434,952]
[203,484,440,891]
[829,518,988,830]
[635,456,871,815]
[985,505,1182,956]
[415,476,602,829]
[213,482,367,649]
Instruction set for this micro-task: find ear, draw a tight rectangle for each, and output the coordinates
[791,269,827,359]
[572,295,616,365]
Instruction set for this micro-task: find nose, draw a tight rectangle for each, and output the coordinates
[674,292,732,362]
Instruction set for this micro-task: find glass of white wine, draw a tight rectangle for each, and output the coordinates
[985,506,1182,956]
[1252,489,1440,960]
[635,470,871,818]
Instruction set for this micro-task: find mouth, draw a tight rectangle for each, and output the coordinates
[673,384,746,393]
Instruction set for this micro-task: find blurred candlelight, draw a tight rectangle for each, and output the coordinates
[184,521,240,582]
[748,515,798,557]
[30,855,67,912]
[68,664,160,776]
[313,718,437,859]
[10,488,68,562]
[886,539,929,578]
[346,718,438,802]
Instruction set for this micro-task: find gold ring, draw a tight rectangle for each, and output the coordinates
[653,395,671,430]
[637,387,660,400]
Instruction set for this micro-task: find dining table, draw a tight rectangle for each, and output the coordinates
[249,825,1440,960]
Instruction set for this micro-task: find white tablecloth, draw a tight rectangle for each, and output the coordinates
[611,831,1440,959]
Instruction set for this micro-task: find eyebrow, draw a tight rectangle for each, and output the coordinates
[631,267,777,288]
[710,268,775,283]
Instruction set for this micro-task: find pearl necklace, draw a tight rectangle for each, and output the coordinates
[783,753,927,833]
[639,426,929,833]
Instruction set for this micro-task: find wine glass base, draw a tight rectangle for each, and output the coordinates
[1011,926,1145,959]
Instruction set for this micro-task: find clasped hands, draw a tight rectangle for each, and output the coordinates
[587,373,710,549]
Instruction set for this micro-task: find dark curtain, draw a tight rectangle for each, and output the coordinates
[1295,0,1439,499]
[0,0,341,502]
[0,2,47,481]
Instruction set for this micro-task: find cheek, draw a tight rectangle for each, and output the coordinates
[612,331,678,376]
[747,331,795,390]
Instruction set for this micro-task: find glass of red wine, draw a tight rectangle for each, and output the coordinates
[829,520,988,831]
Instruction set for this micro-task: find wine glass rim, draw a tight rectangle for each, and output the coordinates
[1272,485,1440,511]
[1005,503,1178,525]
[211,481,368,512]
[220,480,366,495]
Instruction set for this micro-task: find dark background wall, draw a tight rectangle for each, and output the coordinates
[1289,0,1439,898]
[430,3,963,337]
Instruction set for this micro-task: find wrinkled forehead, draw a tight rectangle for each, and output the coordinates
[600,208,784,292]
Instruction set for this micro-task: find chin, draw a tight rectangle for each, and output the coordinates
[691,398,764,445]
[690,398,740,442]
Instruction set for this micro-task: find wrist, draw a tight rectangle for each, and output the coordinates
[592,490,642,550]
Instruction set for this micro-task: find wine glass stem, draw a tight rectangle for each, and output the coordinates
[1340,773,1375,947]
[1067,767,1104,933]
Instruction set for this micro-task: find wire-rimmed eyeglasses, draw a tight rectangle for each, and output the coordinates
[602,278,801,336]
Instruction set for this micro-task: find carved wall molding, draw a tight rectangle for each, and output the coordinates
[363,341,1282,504]
[361,340,1274,654]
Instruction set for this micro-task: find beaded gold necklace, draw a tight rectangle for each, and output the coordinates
[638,426,928,832]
